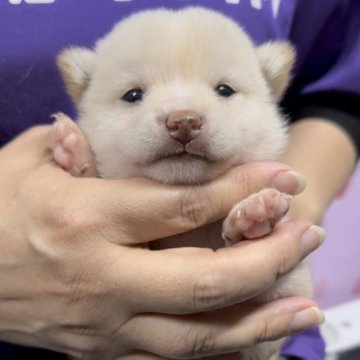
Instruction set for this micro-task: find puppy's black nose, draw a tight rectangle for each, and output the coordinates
[166,111,202,144]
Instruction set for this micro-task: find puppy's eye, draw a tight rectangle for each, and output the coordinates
[215,84,236,98]
[122,88,144,103]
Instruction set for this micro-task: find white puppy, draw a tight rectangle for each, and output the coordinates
[51,7,311,360]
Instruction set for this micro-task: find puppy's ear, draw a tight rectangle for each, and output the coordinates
[57,47,95,104]
[256,42,295,101]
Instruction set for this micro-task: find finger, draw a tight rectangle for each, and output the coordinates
[122,297,324,359]
[105,221,324,313]
[119,351,243,360]
[76,163,305,244]
[117,353,173,360]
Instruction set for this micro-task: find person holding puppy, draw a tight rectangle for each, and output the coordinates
[0,1,358,360]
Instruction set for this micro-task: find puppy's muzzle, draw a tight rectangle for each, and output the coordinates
[166,110,202,145]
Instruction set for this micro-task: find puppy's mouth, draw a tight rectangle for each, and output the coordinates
[154,150,209,162]
[142,144,231,184]
[144,141,219,167]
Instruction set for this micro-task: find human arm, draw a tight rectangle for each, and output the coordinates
[281,117,357,223]
[0,125,324,359]
[281,0,360,223]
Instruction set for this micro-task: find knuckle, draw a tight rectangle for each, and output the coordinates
[178,190,210,230]
[73,337,105,356]
[256,317,277,344]
[273,252,291,283]
[50,194,100,241]
[231,169,253,197]
[266,228,297,282]
[26,195,102,263]
[256,319,290,350]
[176,327,216,358]
[274,236,297,278]
[37,306,107,356]
[193,265,226,311]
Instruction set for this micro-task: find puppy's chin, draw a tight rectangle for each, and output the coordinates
[142,156,228,185]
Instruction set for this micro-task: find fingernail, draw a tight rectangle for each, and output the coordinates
[301,225,326,257]
[272,171,306,195]
[290,307,325,332]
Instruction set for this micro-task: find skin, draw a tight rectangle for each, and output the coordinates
[0,126,325,360]
[282,118,357,223]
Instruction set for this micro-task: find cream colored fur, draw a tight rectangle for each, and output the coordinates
[58,7,293,184]
[58,8,311,360]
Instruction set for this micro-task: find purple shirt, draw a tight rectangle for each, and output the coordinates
[1,0,359,148]
[1,0,359,359]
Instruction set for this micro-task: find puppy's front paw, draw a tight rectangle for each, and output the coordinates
[222,188,292,245]
[50,113,97,177]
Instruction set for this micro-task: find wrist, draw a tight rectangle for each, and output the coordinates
[0,125,52,172]
[288,194,325,225]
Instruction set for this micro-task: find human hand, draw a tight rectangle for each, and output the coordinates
[0,126,324,359]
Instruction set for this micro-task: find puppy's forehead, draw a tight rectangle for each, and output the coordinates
[95,8,261,80]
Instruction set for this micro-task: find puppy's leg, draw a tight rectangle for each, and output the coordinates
[50,113,97,177]
[222,188,292,245]
[223,191,312,360]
